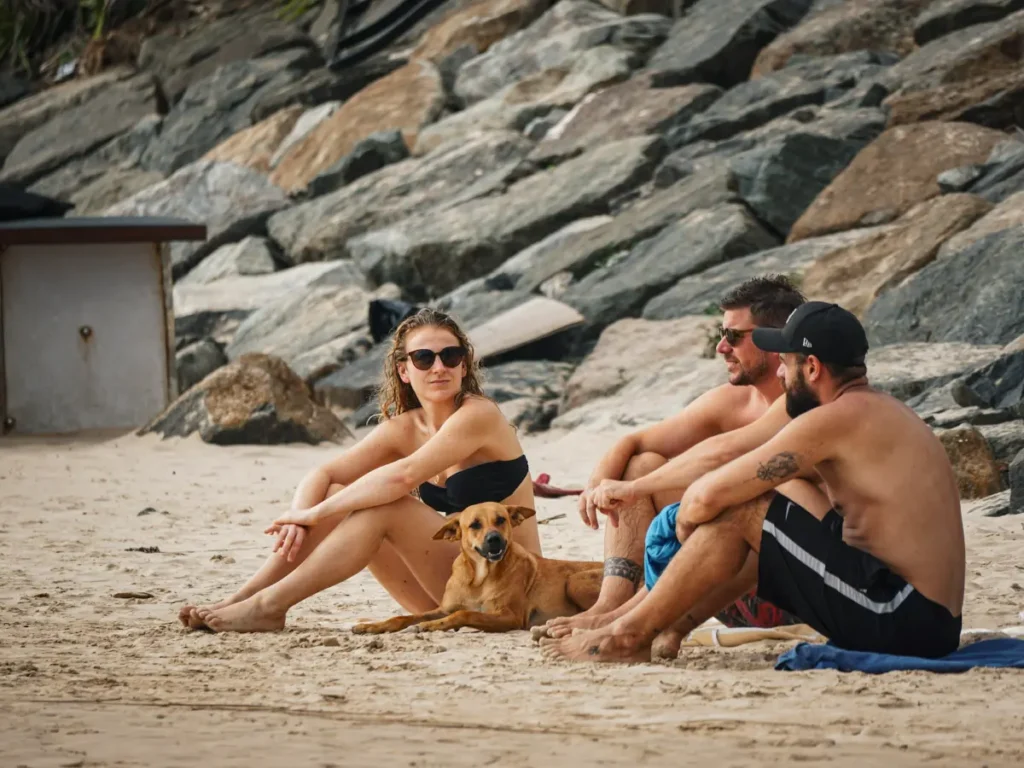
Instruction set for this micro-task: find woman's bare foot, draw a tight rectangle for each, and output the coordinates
[178,597,242,630]
[538,622,653,664]
[651,628,686,660]
[194,594,287,633]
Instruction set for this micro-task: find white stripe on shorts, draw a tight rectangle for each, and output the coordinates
[762,513,915,615]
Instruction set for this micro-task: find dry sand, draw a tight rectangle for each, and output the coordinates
[2,426,1023,767]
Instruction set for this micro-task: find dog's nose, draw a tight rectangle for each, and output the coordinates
[484,531,505,551]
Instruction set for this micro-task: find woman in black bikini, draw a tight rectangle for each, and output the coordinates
[179,308,541,633]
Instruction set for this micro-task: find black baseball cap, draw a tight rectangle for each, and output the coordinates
[752,301,869,366]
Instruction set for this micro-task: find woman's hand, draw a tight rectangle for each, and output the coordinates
[270,507,320,529]
[264,523,308,562]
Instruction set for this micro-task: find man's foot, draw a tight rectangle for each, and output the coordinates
[532,607,620,641]
[651,628,686,660]
[538,622,652,664]
[178,597,239,630]
[194,595,286,633]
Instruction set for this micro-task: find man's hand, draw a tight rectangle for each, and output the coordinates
[592,479,637,516]
[578,483,625,530]
[265,523,308,562]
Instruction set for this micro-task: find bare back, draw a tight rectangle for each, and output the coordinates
[814,389,965,615]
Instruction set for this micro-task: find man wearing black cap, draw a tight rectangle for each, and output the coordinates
[540,302,966,663]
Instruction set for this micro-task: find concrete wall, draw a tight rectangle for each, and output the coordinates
[1,242,173,434]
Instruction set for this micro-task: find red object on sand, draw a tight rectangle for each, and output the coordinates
[533,473,583,498]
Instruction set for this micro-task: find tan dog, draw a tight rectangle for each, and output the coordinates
[352,503,603,634]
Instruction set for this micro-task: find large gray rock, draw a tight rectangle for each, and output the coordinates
[0,67,134,166]
[938,189,1024,259]
[291,331,374,384]
[642,226,886,320]
[941,141,1024,205]
[666,50,894,148]
[140,49,318,175]
[267,130,534,265]
[519,161,738,292]
[433,290,534,330]
[913,0,1024,46]
[552,356,728,431]
[176,338,228,394]
[482,360,576,433]
[417,45,637,155]
[561,203,778,337]
[978,420,1024,463]
[0,74,157,187]
[139,353,350,446]
[866,342,1004,402]
[179,237,278,286]
[1010,448,1024,513]
[172,261,367,326]
[648,0,815,88]
[226,284,396,370]
[346,135,666,300]
[533,75,722,163]
[877,10,1024,127]
[864,224,1024,347]
[138,7,320,104]
[659,106,887,236]
[104,160,290,279]
[440,216,613,307]
[27,114,164,210]
[563,315,720,410]
[314,344,390,410]
[454,0,672,105]
[306,129,409,197]
[951,350,1024,414]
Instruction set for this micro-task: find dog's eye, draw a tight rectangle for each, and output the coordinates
[494,516,506,526]
[469,521,483,530]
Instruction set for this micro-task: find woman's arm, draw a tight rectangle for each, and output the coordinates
[273,398,499,526]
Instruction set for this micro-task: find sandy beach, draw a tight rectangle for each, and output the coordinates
[2,426,1023,767]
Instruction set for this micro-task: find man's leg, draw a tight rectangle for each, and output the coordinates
[541,452,678,636]
[539,480,828,663]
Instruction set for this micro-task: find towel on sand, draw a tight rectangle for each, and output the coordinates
[776,638,1024,673]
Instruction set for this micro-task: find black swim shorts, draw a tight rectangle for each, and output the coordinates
[757,493,962,659]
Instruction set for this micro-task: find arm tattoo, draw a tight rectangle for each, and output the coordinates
[604,557,642,587]
[756,451,800,482]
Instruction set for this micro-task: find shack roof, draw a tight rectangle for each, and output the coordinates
[0,216,207,245]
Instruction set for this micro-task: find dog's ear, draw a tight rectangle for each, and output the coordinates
[432,515,462,541]
[506,506,536,527]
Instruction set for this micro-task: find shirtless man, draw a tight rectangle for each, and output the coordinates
[540,301,965,663]
[540,276,806,637]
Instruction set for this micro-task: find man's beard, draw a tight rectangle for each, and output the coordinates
[785,369,821,418]
[730,356,770,386]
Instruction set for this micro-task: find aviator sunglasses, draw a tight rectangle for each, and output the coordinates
[717,325,753,346]
[405,345,467,371]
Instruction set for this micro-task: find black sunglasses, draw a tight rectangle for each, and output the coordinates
[718,326,754,346]
[405,346,467,371]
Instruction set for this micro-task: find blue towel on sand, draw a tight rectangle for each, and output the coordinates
[644,502,680,591]
[776,638,1024,673]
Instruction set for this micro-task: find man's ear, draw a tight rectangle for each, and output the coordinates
[506,506,536,527]
[432,515,462,541]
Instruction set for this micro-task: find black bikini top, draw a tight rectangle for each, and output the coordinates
[418,455,530,515]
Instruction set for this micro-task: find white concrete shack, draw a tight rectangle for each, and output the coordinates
[0,216,206,436]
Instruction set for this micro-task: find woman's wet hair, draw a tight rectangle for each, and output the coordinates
[376,308,486,420]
